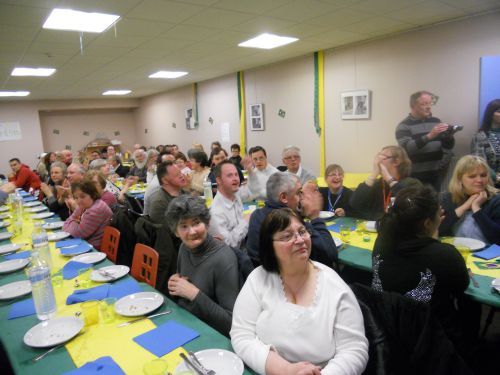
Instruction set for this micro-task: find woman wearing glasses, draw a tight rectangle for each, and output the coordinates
[166,195,239,337]
[350,145,420,220]
[231,208,368,375]
[320,164,356,217]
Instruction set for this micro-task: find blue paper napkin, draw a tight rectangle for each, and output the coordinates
[473,244,500,260]
[61,356,126,375]
[3,250,31,260]
[134,194,144,200]
[18,191,30,197]
[63,261,92,279]
[60,243,92,256]
[107,278,142,299]
[22,196,37,202]
[56,238,82,248]
[66,285,110,305]
[133,320,200,357]
[8,298,36,319]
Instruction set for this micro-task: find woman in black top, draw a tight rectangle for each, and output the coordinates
[319,164,356,217]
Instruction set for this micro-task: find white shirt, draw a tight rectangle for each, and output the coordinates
[230,262,368,375]
[143,175,160,215]
[209,192,248,248]
[241,164,278,201]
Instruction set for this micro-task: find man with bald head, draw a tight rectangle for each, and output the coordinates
[61,150,73,166]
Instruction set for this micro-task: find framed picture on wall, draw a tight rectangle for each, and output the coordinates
[341,90,371,120]
[185,108,195,129]
[250,103,264,131]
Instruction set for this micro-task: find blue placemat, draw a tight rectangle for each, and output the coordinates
[66,285,110,305]
[133,320,200,357]
[22,196,37,202]
[61,356,126,375]
[473,244,500,260]
[3,250,31,260]
[107,278,142,299]
[8,298,35,319]
[60,243,92,256]
[56,238,82,248]
[62,261,92,279]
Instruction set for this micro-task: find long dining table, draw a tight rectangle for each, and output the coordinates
[327,216,500,309]
[0,200,255,375]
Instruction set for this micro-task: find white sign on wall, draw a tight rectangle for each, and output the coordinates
[0,122,22,141]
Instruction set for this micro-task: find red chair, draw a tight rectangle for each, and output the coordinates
[101,226,120,263]
[131,243,159,288]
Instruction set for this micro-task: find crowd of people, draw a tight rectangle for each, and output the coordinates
[2,92,500,374]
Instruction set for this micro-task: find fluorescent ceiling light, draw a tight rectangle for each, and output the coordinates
[238,33,298,49]
[102,90,131,96]
[43,8,120,33]
[11,67,56,77]
[149,71,188,79]
[0,91,30,97]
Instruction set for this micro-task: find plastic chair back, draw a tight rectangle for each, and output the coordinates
[131,243,159,288]
[101,226,121,263]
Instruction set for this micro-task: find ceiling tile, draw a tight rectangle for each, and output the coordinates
[387,1,467,25]
[27,41,81,56]
[227,16,296,34]
[348,0,428,15]
[0,25,39,42]
[307,8,375,27]
[160,24,222,42]
[126,0,204,23]
[212,0,292,14]
[341,16,413,35]
[268,0,344,22]
[113,18,175,37]
[182,8,255,28]
[0,4,49,27]
[135,37,192,52]
[56,0,143,14]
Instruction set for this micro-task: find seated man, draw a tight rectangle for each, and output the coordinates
[240,146,278,201]
[107,155,129,178]
[143,153,175,215]
[8,158,41,193]
[247,172,338,269]
[209,160,249,248]
[281,145,316,185]
[127,149,148,182]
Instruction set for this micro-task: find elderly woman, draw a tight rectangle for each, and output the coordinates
[89,158,122,199]
[40,161,70,220]
[350,145,420,220]
[86,170,117,208]
[166,195,239,336]
[146,149,159,184]
[63,179,113,250]
[319,164,356,217]
[231,208,368,375]
[187,148,210,195]
[439,155,500,245]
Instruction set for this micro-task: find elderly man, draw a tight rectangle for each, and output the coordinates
[241,146,278,200]
[396,91,455,191]
[246,172,338,268]
[149,161,188,293]
[281,145,316,185]
[66,163,86,184]
[8,158,41,192]
[61,150,73,166]
[107,155,129,178]
[127,149,148,182]
[209,160,249,248]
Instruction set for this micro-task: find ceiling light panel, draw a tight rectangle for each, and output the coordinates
[238,33,298,49]
[149,71,188,79]
[43,9,120,33]
[0,91,30,97]
[11,67,56,77]
[102,90,131,96]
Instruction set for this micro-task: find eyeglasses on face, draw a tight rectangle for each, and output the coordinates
[273,227,311,243]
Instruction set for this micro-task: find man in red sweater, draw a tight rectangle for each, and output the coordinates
[8,158,41,192]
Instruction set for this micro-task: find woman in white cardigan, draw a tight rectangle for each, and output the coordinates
[230,208,368,375]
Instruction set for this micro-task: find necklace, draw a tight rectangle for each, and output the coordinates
[281,263,312,304]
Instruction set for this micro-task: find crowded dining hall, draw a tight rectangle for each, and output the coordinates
[1,1,500,374]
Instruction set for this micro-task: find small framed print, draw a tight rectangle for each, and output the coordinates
[250,103,264,131]
[341,90,371,120]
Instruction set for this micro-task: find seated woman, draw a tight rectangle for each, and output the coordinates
[166,195,239,336]
[40,161,70,220]
[187,148,210,195]
[63,179,113,250]
[319,164,356,217]
[86,170,117,208]
[231,208,368,375]
[350,145,420,220]
[372,184,470,353]
[440,155,500,245]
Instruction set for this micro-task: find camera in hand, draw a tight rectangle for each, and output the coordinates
[441,124,463,137]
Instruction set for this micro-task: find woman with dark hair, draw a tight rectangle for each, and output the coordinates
[187,148,210,195]
[63,179,113,250]
[37,152,56,183]
[440,155,500,245]
[350,145,420,220]
[40,161,70,220]
[231,208,368,375]
[471,99,500,186]
[372,185,470,352]
[166,195,239,336]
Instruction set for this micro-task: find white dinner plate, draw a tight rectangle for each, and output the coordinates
[24,317,84,348]
[23,201,42,207]
[26,206,47,213]
[0,206,8,212]
[364,221,377,233]
[0,231,14,241]
[0,280,32,300]
[0,213,11,220]
[445,237,486,251]
[491,278,500,293]
[71,252,107,264]
[32,212,55,219]
[0,221,10,229]
[90,265,130,282]
[128,189,146,194]
[42,221,65,230]
[47,231,71,241]
[176,349,244,375]
[0,258,30,274]
[319,211,335,219]
[334,237,343,248]
[114,292,164,317]
[0,243,24,255]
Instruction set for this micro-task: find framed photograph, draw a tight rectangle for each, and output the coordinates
[341,90,371,120]
[185,108,196,130]
[250,103,264,131]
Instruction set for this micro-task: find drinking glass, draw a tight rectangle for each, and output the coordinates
[340,225,351,243]
[143,359,168,375]
[81,300,99,327]
[99,297,117,324]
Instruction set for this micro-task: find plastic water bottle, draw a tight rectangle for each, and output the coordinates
[12,191,23,219]
[32,223,52,270]
[203,176,213,207]
[28,251,56,321]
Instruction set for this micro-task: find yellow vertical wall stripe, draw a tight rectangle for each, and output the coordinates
[237,71,247,156]
[318,51,326,178]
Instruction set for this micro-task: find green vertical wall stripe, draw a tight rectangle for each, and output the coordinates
[313,52,320,135]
